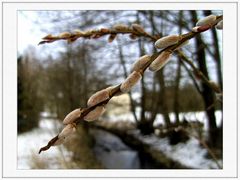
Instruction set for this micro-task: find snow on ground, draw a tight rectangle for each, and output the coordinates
[105,107,223,169]
[18,118,72,169]
[132,132,222,169]
[18,110,222,169]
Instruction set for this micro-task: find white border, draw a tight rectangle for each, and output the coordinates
[2,1,238,178]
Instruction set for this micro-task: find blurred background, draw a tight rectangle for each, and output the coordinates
[17,10,223,169]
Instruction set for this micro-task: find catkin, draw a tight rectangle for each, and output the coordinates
[155,35,180,49]
[100,28,110,33]
[53,137,65,146]
[120,71,142,93]
[58,123,76,139]
[209,81,221,93]
[131,24,145,34]
[149,51,172,72]
[108,34,117,43]
[73,29,85,35]
[84,106,106,122]
[131,55,151,72]
[105,85,123,96]
[216,20,223,30]
[129,33,138,40]
[196,15,217,26]
[87,89,110,107]
[113,24,129,31]
[192,26,201,32]
[63,108,81,125]
[59,32,71,38]
[43,34,54,39]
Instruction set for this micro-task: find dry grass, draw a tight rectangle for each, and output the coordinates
[64,125,104,169]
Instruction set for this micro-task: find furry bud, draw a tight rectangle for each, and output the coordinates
[87,89,110,107]
[108,34,117,43]
[91,34,101,39]
[120,71,142,93]
[209,81,221,93]
[58,123,76,139]
[131,55,151,72]
[84,30,92,36]
[105,85,123,96]
[100,28,110,33]
[84,106,106,122]
[59,32,71,38]
[63,108,81,125]
[73,29,84,35]
[129,33,138,40]
[155,35,180,49]
[196,15,217,26]
[149,51,172,72]
[53,137,65,146]
[131,24,145,34]
[216,20,223,30]
[43,34,54,39]
[113,24,129,31]
[192,26,201,32]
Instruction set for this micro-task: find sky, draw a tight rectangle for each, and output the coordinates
[18,11,43,54]
[17,10,222,83]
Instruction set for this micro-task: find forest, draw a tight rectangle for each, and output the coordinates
[18,10,223,169]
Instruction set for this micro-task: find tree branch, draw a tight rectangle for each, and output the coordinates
[39,15,223,154]
[176,50,222,94]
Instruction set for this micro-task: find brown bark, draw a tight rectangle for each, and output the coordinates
[173,11,183,124]
[148,10,171,127]
[65,49,75,110]
[190,11,219,148]
[156,70,171,127]
[135,12,155,134]
[203,10,223,90]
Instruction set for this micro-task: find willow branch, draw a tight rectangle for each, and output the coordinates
[39,15,223,154]
[38,27,157,45]
[176,50,222,94]
[179,58,202,94]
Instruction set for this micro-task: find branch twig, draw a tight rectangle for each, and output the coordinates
[176,50,222,94]
[39,15,223,154]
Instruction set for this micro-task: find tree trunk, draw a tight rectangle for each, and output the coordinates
[190,11,219,148]
[203,10,223,90]
[174,60,181,124]
[203,10,223,153]
[148,10,171,127]
[135,12,155,134]
[81,46,89,105]
[65,48,75,110]
[173,11,183,124]
[156,70,171,127]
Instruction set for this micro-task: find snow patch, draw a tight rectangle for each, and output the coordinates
[135,133,222,169]
[18,119,72,169]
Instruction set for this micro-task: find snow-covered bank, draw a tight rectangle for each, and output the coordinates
[132,131,222,169]
[18,111,222,169]
[18,119,72,169]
